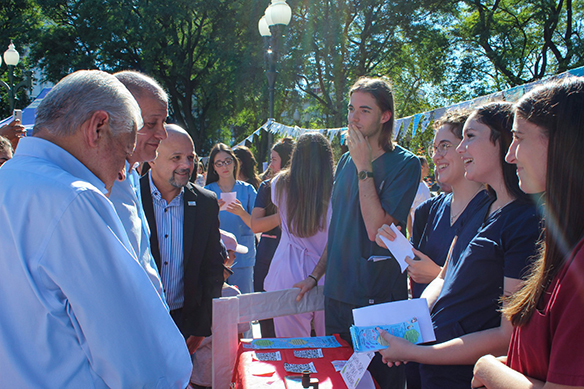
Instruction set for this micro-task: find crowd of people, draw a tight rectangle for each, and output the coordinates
[0,68,582,389]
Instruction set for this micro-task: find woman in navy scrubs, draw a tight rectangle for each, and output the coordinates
[472,78,584,388]
[376,102,541,389]
[405,110,493,389]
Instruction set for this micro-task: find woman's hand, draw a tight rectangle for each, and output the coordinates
[293,277,317,302]
[375,224,399,249]
[226,199,246,216]
[218,198,226,209]
[406,248,442,284]
[377,328,416,367]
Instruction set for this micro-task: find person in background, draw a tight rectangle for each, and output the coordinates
[0,118,26,150]
[0,135,13,166]
[406,155,432,237]
[141,124,224,355]
[234,145,261,190]
[0,70,191,388]
[251,137,295,338]
[264,132,333,337]
[295,77,421,389]
[205,143,257,294]
[472,77,584,388]
[195,160,206,186]
[403,109,492,389]
[376,102,540,389]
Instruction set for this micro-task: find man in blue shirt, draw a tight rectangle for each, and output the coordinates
[109,70,169,300]
[0,70,192,387]
[296,77,420,388]
[141,124,224,356]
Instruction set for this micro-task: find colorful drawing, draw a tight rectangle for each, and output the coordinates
[350,318,422,353]
[244,335,342,350]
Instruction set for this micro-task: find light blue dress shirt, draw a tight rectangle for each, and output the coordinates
[149,173,185,311]
[109,161,166,305]
[0,137,192,388]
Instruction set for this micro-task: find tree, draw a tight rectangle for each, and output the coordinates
[451,0,584,88]
[0,0,42,117]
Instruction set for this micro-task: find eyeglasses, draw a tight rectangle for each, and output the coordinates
[428,142,454,158]
[214,157,234,168]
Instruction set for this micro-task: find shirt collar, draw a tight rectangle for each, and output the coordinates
[148,171,184,205]
[14,137,108,195]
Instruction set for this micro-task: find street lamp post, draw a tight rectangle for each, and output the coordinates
[0,41,32,113]
[258,0,291,149]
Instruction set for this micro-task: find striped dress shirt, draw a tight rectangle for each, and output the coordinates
[149,174,185,311]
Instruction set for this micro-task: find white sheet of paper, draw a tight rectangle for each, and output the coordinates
[340,351,374,389]
[378,224,414,272]
[352,298,436,343]
[220,192,236,211]
[356,371,376,389]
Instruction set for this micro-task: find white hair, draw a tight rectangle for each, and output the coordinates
[114,70,168,104]
[33,70,142,137]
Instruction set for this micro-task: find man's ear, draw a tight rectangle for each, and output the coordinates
[380,110,392,124]
[83,110,110,148]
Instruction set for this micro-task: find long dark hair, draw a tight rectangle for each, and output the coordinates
[205,143,240,185]
[233,145,261,190]
[473,102,529,203]
[264,137,296,216]
[349,77,395,152]
[276,133,334,238]
[272,137,295,171]
[505,77,584,326]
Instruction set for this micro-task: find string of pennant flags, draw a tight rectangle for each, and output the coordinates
[238,65,584,147]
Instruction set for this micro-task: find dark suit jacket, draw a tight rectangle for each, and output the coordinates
[141,177,224,338]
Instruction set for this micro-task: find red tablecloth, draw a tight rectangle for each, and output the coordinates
[231,334,355,388]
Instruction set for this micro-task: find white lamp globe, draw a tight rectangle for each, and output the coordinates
[258,16,271,36]
[266,0,291,26]
[3,42,20,66]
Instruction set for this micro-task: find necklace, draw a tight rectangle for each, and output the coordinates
[489,198,514,216]
[450,186,484,226]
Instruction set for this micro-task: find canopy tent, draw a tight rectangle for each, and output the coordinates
[237,65,584,147]
[0,87,52,136]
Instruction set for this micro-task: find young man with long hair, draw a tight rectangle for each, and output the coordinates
[295,77,421,388]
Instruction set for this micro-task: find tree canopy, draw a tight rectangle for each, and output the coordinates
[1,0,582,157]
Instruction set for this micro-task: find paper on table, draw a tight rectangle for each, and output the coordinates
[220,192,236,211]
[352,298,436,343]
[378,223,414,272]
[340,351,374,389]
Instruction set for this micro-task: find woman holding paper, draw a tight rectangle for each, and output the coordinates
[472,78,584,388]
[263,132,333,338]
[375,102,540,389]
[401,109,493,389]
[206,143,257,294]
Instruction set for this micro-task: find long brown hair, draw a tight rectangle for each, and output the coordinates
[349,77,395,152]
[276,133,334,238]
[233,145,261,190]
[205,143,240,185]
[264,137,296,216]
[505,77,584,326]
[473,102,530,203]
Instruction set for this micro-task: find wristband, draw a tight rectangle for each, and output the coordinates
[308,274,318,284]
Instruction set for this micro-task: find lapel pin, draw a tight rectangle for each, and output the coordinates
[188,201,197,206]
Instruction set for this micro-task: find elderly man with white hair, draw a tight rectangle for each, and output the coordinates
[0,70,192,388]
